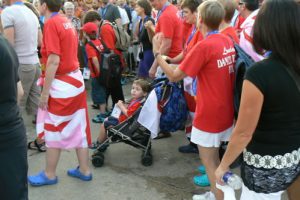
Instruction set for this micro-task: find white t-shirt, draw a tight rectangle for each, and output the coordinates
[1,3,40,64]
[118,6,129,26]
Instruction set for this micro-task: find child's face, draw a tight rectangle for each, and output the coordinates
[131,83,145,99]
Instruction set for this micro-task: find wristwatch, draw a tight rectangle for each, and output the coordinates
[154,52,161,58]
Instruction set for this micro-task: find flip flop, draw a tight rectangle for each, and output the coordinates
[193,174,210,187]
[28,171,58,186]
[27,139,46,152]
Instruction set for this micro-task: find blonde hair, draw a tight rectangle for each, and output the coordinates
[198,0,225,30]
[64,1,75,9]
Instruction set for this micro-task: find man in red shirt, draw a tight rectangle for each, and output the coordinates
[147,0,183,78]
[152,1,235,199]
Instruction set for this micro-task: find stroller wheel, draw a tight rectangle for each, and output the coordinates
[141,153,153,167]
[92,153,104,167]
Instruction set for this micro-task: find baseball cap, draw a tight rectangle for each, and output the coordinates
[81,22,98,34]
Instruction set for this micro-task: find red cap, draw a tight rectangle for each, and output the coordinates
[81,22,98,34]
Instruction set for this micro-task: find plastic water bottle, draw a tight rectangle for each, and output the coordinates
[222,171,242,190]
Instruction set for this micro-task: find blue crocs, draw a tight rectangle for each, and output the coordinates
[67,167,92,181]
[193,174,210,187]
[28,171,58,186]
[197,165,206,174]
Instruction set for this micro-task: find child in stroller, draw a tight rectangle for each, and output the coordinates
[91,79,152,167]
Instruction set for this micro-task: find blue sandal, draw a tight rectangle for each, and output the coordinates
[197,165,206,174]
[67,166,92,181]
[193,174,210,187]
[28,171,58,186]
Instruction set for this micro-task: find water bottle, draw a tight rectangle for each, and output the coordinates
[222,171,242,190]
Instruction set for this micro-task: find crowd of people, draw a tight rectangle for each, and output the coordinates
[0,0,300,199]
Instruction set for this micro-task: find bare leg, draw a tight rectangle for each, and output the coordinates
[98,123,107,143]
[99,103,106,114]
[45,148,61,179]
[75,148,91,175]
[198,146,224,200]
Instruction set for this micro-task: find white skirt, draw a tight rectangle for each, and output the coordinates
[191,125,233,147]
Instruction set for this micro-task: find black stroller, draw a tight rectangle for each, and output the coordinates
[91,102,153,167]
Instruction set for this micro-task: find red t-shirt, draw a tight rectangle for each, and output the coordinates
[85,39,104,78]
[221,26,240,44]
[183,29,204,57]
[119,98,142,122]
[155,4,183,58]
[182,21,193,47]
[99,21,124,66]
[179,34,235,133]
[41,15,79,74]
[234,14,245,37]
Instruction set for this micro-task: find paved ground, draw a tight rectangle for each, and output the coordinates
[25,79,288,200]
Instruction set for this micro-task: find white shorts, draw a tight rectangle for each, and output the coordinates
[240,184,284,200]
[191,125,233,147]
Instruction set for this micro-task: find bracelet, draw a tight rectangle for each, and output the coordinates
[154,52,161,59]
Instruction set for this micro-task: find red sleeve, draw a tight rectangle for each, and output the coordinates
[85,44,98,59]
[44,20,61,56]
[179,43,207,77]
[100,24,115,50]
[127,101,141,117]
[156,15,174,39]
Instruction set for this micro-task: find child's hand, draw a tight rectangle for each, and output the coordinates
[116,100,123,108]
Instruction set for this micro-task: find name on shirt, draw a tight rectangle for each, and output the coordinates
[217,47,236,73]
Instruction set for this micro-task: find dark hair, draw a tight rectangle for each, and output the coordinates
[243,0,259,11]
[137,0,152,16]
[218,0,236,22]
[253,0,300,75]
[83,10,102,24]
[181,0,201,13]
[40,0,62,12]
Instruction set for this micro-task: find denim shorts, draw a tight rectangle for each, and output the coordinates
[91,78,106,104]
[104,116,119,129]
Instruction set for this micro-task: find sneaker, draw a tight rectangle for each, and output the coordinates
[92,113,106,123]
[193,192,216,200]
[178,144,198,154]
[67,166,92,181]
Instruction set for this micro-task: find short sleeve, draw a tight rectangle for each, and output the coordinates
[244,63,267,94]
[1,9,14,29]
[157,16,174,39]
[85,44,98,59]
[100,24,115,50]
[44,20,61,56]
[179,43,207,77]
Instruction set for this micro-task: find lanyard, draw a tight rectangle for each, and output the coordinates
[101,5,109,18]
[128,98,142,108]
[50,12,59,18]
[186,26,197,45]
[13,1,24,5]
[206,30,219,38]
[139,16,149,33]
[156,2,170,22]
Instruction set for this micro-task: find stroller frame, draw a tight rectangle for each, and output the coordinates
[91,106,153,168]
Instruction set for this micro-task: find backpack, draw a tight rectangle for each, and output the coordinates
[154,80,188,132]
[87,40,122,88]
[100,21,131,52]
[232,42,255,118]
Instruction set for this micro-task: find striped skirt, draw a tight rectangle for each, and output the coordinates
[36,70,91,149]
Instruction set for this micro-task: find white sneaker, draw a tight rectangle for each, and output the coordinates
[192,191,216,200]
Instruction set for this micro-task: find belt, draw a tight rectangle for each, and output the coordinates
[243,147,300,169]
